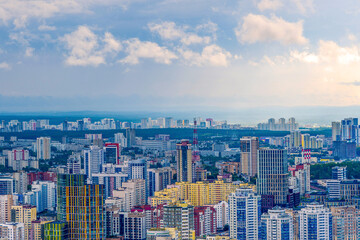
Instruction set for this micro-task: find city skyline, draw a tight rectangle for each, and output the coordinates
[1,1,360,112]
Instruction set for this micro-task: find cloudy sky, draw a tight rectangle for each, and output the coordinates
[1,0,360,112]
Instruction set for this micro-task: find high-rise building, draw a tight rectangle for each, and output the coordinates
[301,134,310,149]
[332,122,341,141]
[163,202,195,240]
[212,201,229,230]
[341,118,360,144]
[176,140,193,183]
[36,137,51,160]
[194,206,217,237]
[290,131,301,148]
[332,166,347,180]
[240,137,259,177]
[57,174,105,239]
[43,221,68,240]
[229,188,261,240]
[0,222,25,240]
[11,205,37,240]
[104,143,120,164]
[124,212,146,240]
[30,219,52,240]
[0,195,14,223]
[327,180,341,199]
[289,164,310,195]
[8,149,29,171]
[24,181,56,213]
[0,175,13,195]
[67,153,81,174]
[122,179,146,207]
[92,172,128,198]
[260,207,294,240]
[128,158,148,200]
[257,149,289,206]
[331,206,360,240]
[84,146,104,183]
[299,203,332,240]
[115,132,127,148]
[126,128,136,147]
[13,171,28,195]
[147,167,172,197]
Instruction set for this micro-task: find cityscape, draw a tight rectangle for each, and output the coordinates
[1,0,360,239]
[0,115,359,239]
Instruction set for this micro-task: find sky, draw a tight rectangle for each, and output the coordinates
[1,0,360,113]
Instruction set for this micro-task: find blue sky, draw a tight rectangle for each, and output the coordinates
[1,0,360,112]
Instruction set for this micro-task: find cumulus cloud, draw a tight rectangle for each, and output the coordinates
[120,38,178,65]
[257,0,282,11]
[0,62,11,69]
[25,47,34,57]
[148,21,212,45]
[235,14,308,45]
[291,40,360,65]
[179,44,232,67]
[61,26,122,66]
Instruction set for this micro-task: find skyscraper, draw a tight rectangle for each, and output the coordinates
[176,140,193,183]
[36,137,51,160]
[299,203,332,240]
[104,143,120,164]
[341,118,359,144]
[126,128,136,147]
[57,174,105,240]
[128,158,148,201]
[260,207,294,240]
[84,146,104,183]
[332,121,341,141]
[240,137,259,177]
[229,188,261,240]
[257,149,288,206]
[163,202,195,240]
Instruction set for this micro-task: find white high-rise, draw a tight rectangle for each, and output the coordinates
[260,207,294,240]
[84,145,104,183]
[114,132,127,148]
[229,188,261,240]
[299,203,332,240]
[36,137,51,160]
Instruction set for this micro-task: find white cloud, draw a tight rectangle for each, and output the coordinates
[0,0,139,28]
[121,38,178,65]
[257,0,282,11]
[61,26,122,67]
[25,47,34,57]
[291,0,314,14]
[102,32,122,53]
[0,62,11,69]
[179,44,232,67]
[290,50,319,63]
[38,24,56,31]
[148,21,212,45]
[235,14,308,45]
[291,40,360,65]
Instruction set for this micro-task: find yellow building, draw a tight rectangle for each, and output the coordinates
[31,220,52,240]
[151,187,180,207]
[11,205,37,240]
[151,181,242,207]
